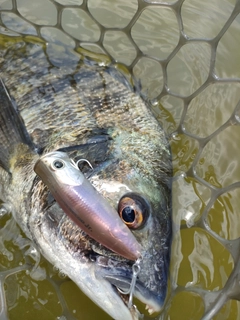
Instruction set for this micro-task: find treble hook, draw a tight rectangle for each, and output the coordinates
[117,257,142,309]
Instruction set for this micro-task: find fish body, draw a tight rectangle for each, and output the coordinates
[0,41,172,319]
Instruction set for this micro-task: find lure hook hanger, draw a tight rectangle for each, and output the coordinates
[72,158,93,171]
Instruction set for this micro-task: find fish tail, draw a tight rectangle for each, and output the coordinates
[0,78,34,172]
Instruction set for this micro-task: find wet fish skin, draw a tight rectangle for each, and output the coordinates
[0,41,172,319]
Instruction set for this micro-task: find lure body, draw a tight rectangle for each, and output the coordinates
[34,151,142,261]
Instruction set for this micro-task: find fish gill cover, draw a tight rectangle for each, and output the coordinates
[0,0,240,320]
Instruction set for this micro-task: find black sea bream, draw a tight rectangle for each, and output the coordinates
[0,41,172,320]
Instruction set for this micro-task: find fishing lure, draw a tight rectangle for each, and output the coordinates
[34,151,142,261]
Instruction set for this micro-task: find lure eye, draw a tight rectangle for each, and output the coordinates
[118,193,149,229]
[52,159,65,170]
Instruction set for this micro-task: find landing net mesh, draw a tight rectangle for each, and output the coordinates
[0,0,240,319]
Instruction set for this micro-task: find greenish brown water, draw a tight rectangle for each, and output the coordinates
[0,0,240,319]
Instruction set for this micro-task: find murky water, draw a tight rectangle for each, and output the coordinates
[0,0,240,319]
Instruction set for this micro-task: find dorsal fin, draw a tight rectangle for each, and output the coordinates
[0,78,35,172]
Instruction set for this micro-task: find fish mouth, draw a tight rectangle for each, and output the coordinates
[104,275,163,316]
[94,255,164,317]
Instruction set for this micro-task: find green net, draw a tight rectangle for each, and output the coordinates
[0,0,240,319]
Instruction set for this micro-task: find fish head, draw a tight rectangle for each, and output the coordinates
[84,128,172,317]
[33,130,172,320]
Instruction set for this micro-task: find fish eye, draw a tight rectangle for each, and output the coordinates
[118,193,149,229]
[52,159,65,170]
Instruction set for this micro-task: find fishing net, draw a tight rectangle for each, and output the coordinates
[0,0,240,319]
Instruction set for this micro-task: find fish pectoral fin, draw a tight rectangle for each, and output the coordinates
[0,78,35,172]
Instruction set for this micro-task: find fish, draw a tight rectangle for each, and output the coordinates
[0,40,172,320]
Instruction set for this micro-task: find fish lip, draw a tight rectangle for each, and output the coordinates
[94,254,164,316]
[103,274,163,315]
